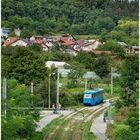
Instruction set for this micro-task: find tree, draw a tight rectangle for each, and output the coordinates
[125,107,139,140]
[67,61,86,88]
[98,40,125,58]
[21,29,37,38]
[2,46,47,85]
[110,19,139,45]
[33,77,57,108]
[1,78,37,140]
[1,0,138,35]
[120,54,139,103]
[93,56,110,78]
[74,50,95,70]
[94,17,115,34]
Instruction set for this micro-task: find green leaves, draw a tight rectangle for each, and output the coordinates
[106,19,139,45]
[98,40,125,58]
[7,79,30,108]
[93,56,110,78]
[74,50,95,70]
[67,61,86,88]
[2,46,47,85]
[112,124,135,140]
[94,17,115,34]
[2,0,138,35]
[1,78,37,140]
[120,54,139,103]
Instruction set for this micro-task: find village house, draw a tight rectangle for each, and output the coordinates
[2,37,18,47]
[30,35,47,43]
[59,38,75,46]
[54,34,77,55]
[63,49,77,56]
[74,39,102,52]
[47,36,61,42]
[1,28,11,37]
[40,41,55,51]
[2,36,55,52]
[45,61,68,69]
[30,35,56,51]
[2,37,34,47]
[125,48,131,54]
[131,46,139,53]
[125,46,139,54]
[8,39,32,47]
[59,34,75,46]
[60,34,75,41]
[46,61,70,77]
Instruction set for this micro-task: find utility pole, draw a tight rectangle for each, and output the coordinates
[48,74,51,109]
[3,78,7,118]
[56,69,60,113]
[111,67,113,96]
[48,73,55,109]
[105,100,112,123]
[85,77,88,90]
[108,103,112,123]
[31,82,33,106]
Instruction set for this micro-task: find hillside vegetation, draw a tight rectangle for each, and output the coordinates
[1,0,139,140]
[2,0,139,45]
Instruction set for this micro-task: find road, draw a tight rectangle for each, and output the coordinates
[90,113,107,140]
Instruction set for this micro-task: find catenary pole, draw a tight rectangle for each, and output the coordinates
[85,77,88,90]
[3,78,7,118]
[111,67,113,96]
[56,69,60,113]
[31,82,33,106]
[48,74,51,109]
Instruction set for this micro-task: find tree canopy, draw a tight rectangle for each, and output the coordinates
[2,46,47,85]
[2,0,138,43]
[93,56,111,78]
[120,54,139,104]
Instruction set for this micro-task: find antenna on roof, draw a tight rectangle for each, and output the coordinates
[14,28,21,38]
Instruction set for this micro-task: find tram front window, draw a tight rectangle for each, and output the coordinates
[84,94,92,98]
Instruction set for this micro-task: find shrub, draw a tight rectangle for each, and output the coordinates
[112,124,134,140]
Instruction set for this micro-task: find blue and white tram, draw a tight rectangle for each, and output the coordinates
[83,88,104,105]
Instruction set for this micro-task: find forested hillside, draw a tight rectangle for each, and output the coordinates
[2,0,139,43]
[1,0,139,140]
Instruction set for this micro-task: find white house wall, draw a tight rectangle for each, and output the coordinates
[11,40,27,47]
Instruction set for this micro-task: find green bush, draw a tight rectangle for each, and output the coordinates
[60,91,83,107]
[112,124,134,140]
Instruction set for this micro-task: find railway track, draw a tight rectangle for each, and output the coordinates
[43,97,117,140]
[43,107,88,140]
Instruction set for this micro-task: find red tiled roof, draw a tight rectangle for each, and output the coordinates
[75,39,85,46]
[3,37,17,46]
[60,39,75,45]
